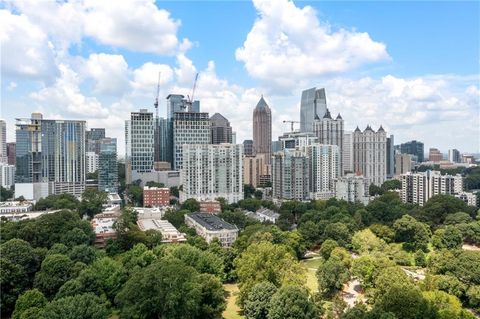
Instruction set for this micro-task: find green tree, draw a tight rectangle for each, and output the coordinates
[317,256,350,298]
[369,184,384,196]
[234,241,305,307]
[351,229,385,253]
[414,250,427,267]
[393,214,431,251]
[467,285,480,311]
[42,293,109,319]
[351,255,376,289]
[423,290,464,319]
[444,212,473,225]
[12,289,47,319]
[432,226,463,250]
[68,245,97,264]
[163,209,190,228]
[319,239,339,260]
[170,186,179,198]
[78,188,107,218]
[381,179,402,191]
[181,198,200,212]
[34,193,80,211]
[0,186,14,201]
[115,258,224,319]
[324,222,352,247]
[126,185,143,206]
[373,266,411,301]
[369,224,395,243]
[267,286,319,319]
[34,254,74,298]
[244,282,277,319]
[196,273,227,318]
[420,194,468,225]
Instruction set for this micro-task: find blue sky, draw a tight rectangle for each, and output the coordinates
[1,0,479,154]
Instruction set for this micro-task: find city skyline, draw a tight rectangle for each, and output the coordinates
[1,0,479,154]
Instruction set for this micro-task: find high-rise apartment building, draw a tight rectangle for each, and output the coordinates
[335,174,368,205]
[86,128,106,154]
[253,96,272,164]
[307,144,340,200]
[98,138,118,193]
[313,108,343,174]
[279,131,318,150]
[0,120,6,163]
[386,135,395,179]
[86,152,99,174]
[300,87,327,132]
[0,163,15,188]
[395,153,412,176]
[173,112,211,170]
[15,113,86,199]
[181,144,243,204]
[272,149,309,201]
[7,142,16,165]
[125,109,154,184]
[210,113,232,144]
[343,131,353,174]
[400,170,463,206]
[243,154,270,188]
[353,125,387,186]
[448,149,461,163]
[156,117,172,165]
[400,140,424,162]
[243,140,254,156]
[429,148,443,162]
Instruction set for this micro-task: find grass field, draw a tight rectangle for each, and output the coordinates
[223,284,244,319]
[302,258,320,293]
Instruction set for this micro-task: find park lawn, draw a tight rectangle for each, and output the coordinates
[223,284,244,319]
[302,258,321,293]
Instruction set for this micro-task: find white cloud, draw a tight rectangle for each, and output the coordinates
[30,64,109,118]
[7,82,17,91]
[84,53,130,96]
[83,0,181,55]
[0,10,58,81]
[131,62,174,97]
[236,0,389,91]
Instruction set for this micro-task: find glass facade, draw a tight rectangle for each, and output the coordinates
[300,87,327,132]
[98,138,118,193]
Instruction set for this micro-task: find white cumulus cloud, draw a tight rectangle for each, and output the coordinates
[236,0,390,91]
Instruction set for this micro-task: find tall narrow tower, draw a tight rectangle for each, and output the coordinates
[253,96,272,164]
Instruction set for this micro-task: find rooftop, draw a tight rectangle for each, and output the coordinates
[187,212,237,230]
[256,208,280,218]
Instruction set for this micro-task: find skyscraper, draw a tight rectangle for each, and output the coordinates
[395,153,412,176]
[343,131,353,174]
[272,149,309,201]
[156,117,172,165]
[7,142,16,165]
[429,148,443,162]
[125,109,154,184]
[243,140,254,156]
[308,144,340,200]
[400,140,424,162]
[15,113,86,199]
[353,125,387,186]
[252,96,272,163]
[98,138,118,193]
[210,113,232,144]
[0,120,6,163]
[300,87,327,132]
[173,112,211,170]
[166,94,200,120]
[181,144,243,204]
[448,149,461,163]
[386,135,395,179]
[86,128,106,154]
[313,108,343,174]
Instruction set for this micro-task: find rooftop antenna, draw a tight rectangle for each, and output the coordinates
[154,71,161,119]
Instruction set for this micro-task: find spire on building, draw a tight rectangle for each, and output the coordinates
[336,113,342,120]
[377,125,385,132]
[365,125,373,132]
[256,96,268,109]
[354,126,361,132]
[323,108,332,119]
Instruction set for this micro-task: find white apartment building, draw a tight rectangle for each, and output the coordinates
[0,163,15,188]
[313,108,344,174]
[343,131,353,174]
[184,212,238,247]
[125,109,154,184]
[353,125,387,186]
[173,112,211,170]
[272,148,309,201]
[400,170,463,206]
[308,144,340,200]
[86,152,99,174]
[455,192,477,207]
[180,144,243,204]
[335,173,369,205]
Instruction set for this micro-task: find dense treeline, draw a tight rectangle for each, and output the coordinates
[1,190,479,318]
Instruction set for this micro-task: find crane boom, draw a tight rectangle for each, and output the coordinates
[154,72,161,117]
[283,120,300,132]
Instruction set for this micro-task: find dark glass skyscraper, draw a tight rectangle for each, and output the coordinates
[300,87,327,132]
[210,113,232,144]
[98,138,118,193]
[386,135,395,178]
[400,140,424,162]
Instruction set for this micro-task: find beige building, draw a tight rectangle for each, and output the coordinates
[353,125,387,186]
[243,154,270,188]
[395,153,412,176]
[137,219,187,243]
[253,96,272,164]
[184,212,238,247]
[334,173,369,205]
[429,148,443,162]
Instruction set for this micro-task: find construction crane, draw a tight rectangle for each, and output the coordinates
[185,73,199,112]
[283,120,300,132]
[153,71,161,119]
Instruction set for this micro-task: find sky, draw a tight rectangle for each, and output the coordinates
[1,0,479,157]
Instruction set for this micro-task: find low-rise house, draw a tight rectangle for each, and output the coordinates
[184,212,238,247]
[91,212,118,247]
[137,219,187,243]
[255,208,280,223]
[199,200,222,214]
